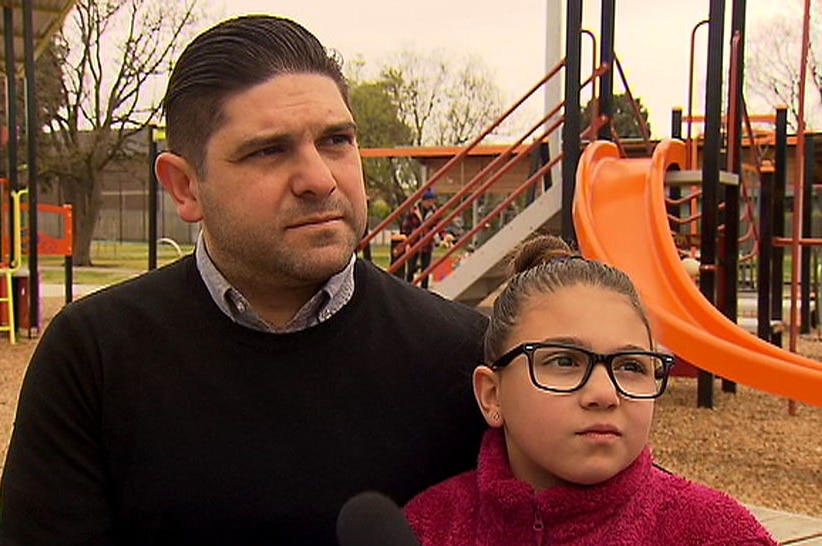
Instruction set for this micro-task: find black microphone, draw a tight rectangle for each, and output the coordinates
[336,491,422,546]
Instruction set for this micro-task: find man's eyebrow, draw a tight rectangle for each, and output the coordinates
[321,121,359,136]
[230,133,292,161]
[229,121,359,161]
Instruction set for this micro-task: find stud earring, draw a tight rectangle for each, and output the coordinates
[491,411,501,422]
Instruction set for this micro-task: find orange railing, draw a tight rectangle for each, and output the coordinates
[358,55,613,286]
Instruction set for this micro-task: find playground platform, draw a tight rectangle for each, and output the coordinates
[747,505,822,544]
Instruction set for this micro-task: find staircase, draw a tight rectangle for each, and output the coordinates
[433,183,562,306]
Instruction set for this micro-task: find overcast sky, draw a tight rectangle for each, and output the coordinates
[199,1,807,139]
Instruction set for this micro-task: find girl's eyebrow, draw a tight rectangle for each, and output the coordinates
[538,337,650,352]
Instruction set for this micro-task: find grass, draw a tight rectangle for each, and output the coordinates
[26,240,467,288]
[32,241,412,287]
[35,241,195,287]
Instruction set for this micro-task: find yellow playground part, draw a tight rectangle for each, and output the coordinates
[1,188,28,344]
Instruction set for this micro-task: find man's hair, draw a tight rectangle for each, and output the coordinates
[163,15,350,175]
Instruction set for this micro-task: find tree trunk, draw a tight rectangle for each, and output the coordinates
[66,174,103,266]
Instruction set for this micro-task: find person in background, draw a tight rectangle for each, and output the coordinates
[0,15,487,546]
[401,188,438,288]
[404,234,777,546]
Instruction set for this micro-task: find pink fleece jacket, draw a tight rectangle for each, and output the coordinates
[405,429,777,545]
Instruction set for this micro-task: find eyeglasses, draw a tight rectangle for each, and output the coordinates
[490,342,675,399]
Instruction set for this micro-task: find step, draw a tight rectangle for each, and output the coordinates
[665,169,739,186]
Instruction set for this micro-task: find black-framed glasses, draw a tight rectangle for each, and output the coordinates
[490,342,675,399]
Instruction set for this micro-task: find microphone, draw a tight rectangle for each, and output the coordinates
[336,491,422,546]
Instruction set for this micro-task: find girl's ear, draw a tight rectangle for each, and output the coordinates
[473,366,504,428]
[155,152,204,223]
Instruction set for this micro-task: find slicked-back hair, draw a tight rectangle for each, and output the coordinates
[163,15,350,176]
[485,235,653,364]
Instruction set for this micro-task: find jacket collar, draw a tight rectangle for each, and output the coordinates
[476,428,652,541]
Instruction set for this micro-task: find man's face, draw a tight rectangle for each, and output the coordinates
[192,73,367,291]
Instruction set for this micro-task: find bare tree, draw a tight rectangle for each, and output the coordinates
[380,50,505,147]
[42,0,199,265]
[436,56,505,145]
[746,11,822,130]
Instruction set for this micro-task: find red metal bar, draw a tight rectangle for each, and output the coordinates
[613,55,652,154]
[687,19,710,168]
[359,58,567,250]
[415,153,563,284]
[788,0,812,379]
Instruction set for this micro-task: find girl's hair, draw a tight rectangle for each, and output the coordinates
[484,234,653,363]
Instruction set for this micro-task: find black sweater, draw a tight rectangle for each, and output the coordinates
[0,257,488,545]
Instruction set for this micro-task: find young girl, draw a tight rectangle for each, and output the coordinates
[404,235,777,545]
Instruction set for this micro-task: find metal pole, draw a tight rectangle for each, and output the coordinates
[758,164,774,342]
[597,0,615,141]
[801,135,814,334]
[697,0,726,409]
[720,0,746,394]
[3,7,17,263]
[561,0,582,245]
[669,108,683,233]
[772,108,788,348]
[148,125,158,270]
[23,0,39,335]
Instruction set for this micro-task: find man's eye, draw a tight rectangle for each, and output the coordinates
[248,146,285,159]
[324,134,356,146]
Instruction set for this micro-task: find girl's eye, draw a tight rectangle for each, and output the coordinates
[544,354,580,368]
[614,358,648,375]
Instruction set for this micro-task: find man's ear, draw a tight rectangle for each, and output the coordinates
[155,151,204,223]
[473,366,504,428]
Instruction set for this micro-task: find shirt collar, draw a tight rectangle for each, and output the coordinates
[195,232,356,333]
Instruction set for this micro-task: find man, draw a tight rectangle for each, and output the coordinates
[0,16,487,546]
[401,188,438,288]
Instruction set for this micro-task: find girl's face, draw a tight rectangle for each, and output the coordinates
[475,284,655,490]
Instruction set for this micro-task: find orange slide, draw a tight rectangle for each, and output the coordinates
[573,139,822,408]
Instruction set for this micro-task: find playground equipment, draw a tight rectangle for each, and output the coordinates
[0,188,27,344]
[574,139,822,408]
[1,177,73,341]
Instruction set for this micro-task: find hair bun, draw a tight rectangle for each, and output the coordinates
[508,234,574,276]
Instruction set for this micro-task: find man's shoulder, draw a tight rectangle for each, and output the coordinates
[60,255,199,319]
[355,259,486,322]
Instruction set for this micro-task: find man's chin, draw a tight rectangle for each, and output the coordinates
[291,246,355,279]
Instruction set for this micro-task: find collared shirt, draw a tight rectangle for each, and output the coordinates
[195,233,356,333]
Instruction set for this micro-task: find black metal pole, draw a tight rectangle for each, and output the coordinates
[669,109,683,233]
[3,7,17,263]
[148,125,158,270]
[758,165,774,342]
[697,0,726,409]
[801,134,814,333]
[720,0,746,394]
[23,0,39,335]
[561,0,582,246]
[597,0,615,141]
[772,107,788,347]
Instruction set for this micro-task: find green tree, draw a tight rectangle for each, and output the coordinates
[349,79,416,208]
[40,0,199,265]
[581,93,651,139]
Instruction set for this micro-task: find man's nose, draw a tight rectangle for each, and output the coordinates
[291,146,337,197]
